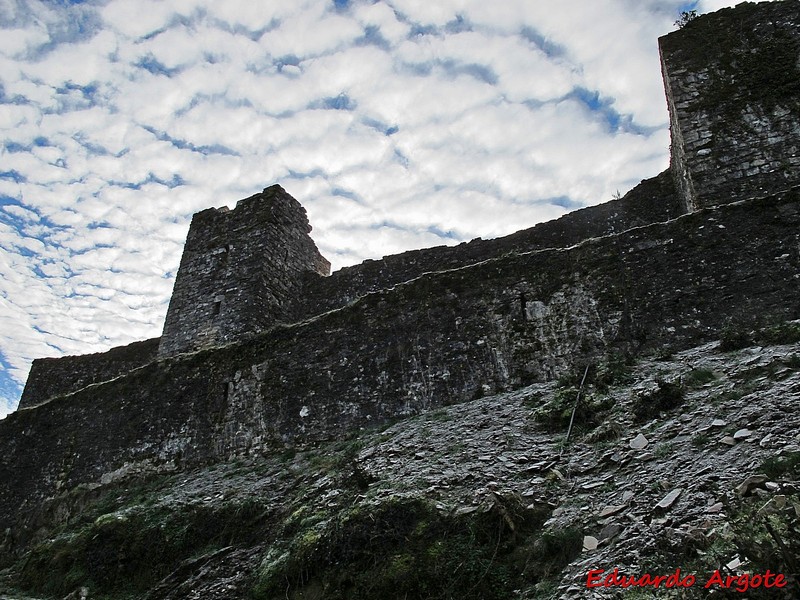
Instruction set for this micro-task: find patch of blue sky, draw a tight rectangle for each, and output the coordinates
[31,263,50,279]
[392,149,410,168]
[399,59,497,85]
[141,126,240,157]
[0,363,22,413]
[0,197,37,224]
[357,220,457,242]
[202,52,223,65]
[400,61,433,77]
[520,27,568,59]
[286,168,328,181]
[0,84,29,105]
[26,4,102,57]
[678,1,700,13]
[46,82,103,113]
[369,219,410,232]
[310,94,357,111]
[84,220,110,231]
[115,173,187,190]
[0,195,23,208]
[140,26,170,42]
[408,23,440,38]
[426,225,460,241]
[276,54,301,68]
[331,187,364,204]
[136,55,183,77]
[168,10,206,30]
[0,171,26,184]
[4,141,29,153]
[441,60,498,85]
[522,98,547,110]
[356,25,390,50]
[56,81,100,100]
[333,0,350,12]
[177,94,254,117]
[70,134,112,156]
[360,116,398,136]
[545,196,583,210]
[567,87,654,136]
[9,240,36,258]
[45,0,92,6]
[211,18,279,42]
[445,15,472,34]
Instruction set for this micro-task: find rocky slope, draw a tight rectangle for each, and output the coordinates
[2,322,798,599]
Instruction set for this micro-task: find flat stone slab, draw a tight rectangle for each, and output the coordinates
[629,433,649,450]
[655,488,683,510]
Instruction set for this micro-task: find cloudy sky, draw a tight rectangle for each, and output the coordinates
[0,0,756,416]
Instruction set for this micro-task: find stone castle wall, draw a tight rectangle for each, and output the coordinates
[17,338,160,410]
[297,171,680,318]
[19,1,800,411]
[8,0,800,548]
[660,1,800,210]
[18,172,680,409]
[157,185,330,358]
[3,187,799,546]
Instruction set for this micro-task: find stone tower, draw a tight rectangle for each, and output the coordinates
[659,0,800,212]
[158,185,330,357]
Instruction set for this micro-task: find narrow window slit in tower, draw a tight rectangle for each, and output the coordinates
[519,293,527,322]
[212,300,222,316]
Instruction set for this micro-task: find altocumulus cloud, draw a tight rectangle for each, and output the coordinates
[0,0,757,416]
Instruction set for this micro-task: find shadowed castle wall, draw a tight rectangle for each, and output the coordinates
[18,172,680,409]
[18,1,800,412]
[157,185,331,358]
[3,187,799,550]
[297,170,681,317]
[660,1,800,211]
[17,338,160,410]
[9,3,800,547]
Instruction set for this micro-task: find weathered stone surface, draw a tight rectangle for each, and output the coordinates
[2,335,800,599]
[18,171,681,410]
[660,1,800,211]
[17,338,160,410]
[629,434,649,450]
[3,188,799,555]
[655,488,683,510]
[158,185,331,357]
[736,474,769,496]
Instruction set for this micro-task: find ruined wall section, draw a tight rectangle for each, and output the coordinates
[660,1,800,210]
[3,188,799,544]
[158,185,330,357]
[18,175,677,408]
[298,170,681,317]
[17,338,160,410]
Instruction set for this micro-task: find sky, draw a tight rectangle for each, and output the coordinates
[0,0,758,417]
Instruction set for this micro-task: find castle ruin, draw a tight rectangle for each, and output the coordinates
[158,186,330,358]
[4,0,800,555]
